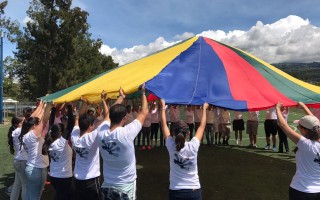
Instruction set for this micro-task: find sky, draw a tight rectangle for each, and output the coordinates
[2,0,320,65]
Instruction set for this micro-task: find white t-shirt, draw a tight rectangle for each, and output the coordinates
[290,137,320,193]
[98,119,142,185]
[265,108,277,120]
[49,137,73,178]
[143,112,151,127]
[233,111,243,120]
[23,130,49,168]
[12,128,28,161]
[151,108,159,123]
[185,110,194,124]
[166,136,201,190]
[248,111,259,121]
[71,121,110,180]
[170,107,180,123]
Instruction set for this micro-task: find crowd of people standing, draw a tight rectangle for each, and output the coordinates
[6,86,320,199]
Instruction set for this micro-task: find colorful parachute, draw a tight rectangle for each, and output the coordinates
[42,36,320,111]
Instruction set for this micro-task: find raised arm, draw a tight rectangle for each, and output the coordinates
[160,99,170,140]
[135,84,148,124]
[194,103,209,141]
[276,103,301,144]
[78,98,88,116]
[298,101,313,116]
[34,103,47,137]
[113,87,126,106]
[101,91,110,122]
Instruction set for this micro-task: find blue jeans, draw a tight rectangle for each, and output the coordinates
[169,189,202,200]
[10,160,27,200]
[25,165,47,200]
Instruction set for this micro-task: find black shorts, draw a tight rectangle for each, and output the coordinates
[232,119,244,131]
[264,119,278,137]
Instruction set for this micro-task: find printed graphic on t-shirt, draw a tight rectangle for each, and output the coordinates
[101,140,120,157]
[314,153,320,166]
[74,147,89,159]
[49,151,59,162]
[173,153,192,170]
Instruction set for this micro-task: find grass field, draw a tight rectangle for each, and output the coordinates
[0,109,304,200]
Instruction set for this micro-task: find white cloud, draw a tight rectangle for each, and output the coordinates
[22,16,33,26]
[100,37,178,65]
[100,15,320,65]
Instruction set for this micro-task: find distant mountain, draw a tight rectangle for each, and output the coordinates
[272,62,320,85]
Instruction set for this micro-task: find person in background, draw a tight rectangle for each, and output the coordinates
[276,102,320,200]
[150,102,159,147]
[185,105,195,140]
[141,106,151,150]
[246,111,259,148]
[219,108,231,146]
[170,105,181,134]
[160,99,208,200]
[205,105,214,146]
[233,111,244,145]
[8,116,25,200]
[264,108,278,152]
[277,106,290,153]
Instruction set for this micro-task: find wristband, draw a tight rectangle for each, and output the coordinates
[142,92,146,95]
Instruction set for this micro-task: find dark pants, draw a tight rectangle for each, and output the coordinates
[50,176,73,200]
[151,123,159,145]
[205,123,214,145]
[278,126,289,152]
[289,187,320,200]
[142,126,151,146]
[134,131,142,146]
[187,123,195,139]
[75,177,101,200]
[102,187,129,200]
[169,189,202,200]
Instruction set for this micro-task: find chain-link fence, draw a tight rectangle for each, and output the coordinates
[3,102,37,122]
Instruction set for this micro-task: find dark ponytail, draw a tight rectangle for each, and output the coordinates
[8,116,23,155]
[42,123,64,155]
[175,133,186,151]
[173,120,190,151]
[19,117,40,150]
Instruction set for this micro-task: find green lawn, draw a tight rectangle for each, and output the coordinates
[0,108,303,199]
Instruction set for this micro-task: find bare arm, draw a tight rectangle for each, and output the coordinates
[101,91,110,122]
[160,99,170,140]
[136,84,148,124]
[34,103,47,137]
[112,87,126,106]
[298,101,313,116]
[194,103,209,141]
[78,98,88,116]
[276,103,301,144]
[42,103,52,126]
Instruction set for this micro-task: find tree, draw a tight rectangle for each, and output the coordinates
[0,1,21,42]
[14,0,118,100]
[3,56,21,99]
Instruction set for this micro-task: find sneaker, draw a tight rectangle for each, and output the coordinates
[272,146,277,152]
[239,141,242,146]
[235,140,239,145]
[141,146,146,150]
[264,145,271,150]
[253,144,257,148]
[147,145,152,150]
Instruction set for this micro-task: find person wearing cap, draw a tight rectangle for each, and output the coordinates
[276,102,320,200]
[160,99,208,200]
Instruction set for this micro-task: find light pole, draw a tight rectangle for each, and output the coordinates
[0,30,3,123]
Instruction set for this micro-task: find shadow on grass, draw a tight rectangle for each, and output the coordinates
[0,173,14,200]
[0,147,296,200]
